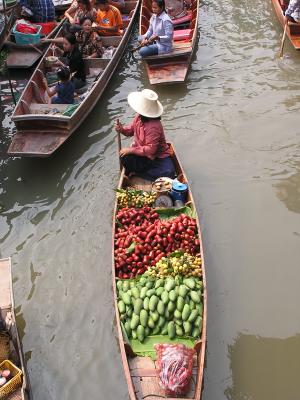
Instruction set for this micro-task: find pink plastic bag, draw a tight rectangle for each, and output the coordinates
[155,343,195,396]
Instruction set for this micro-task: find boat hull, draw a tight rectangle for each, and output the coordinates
[112,144,207,399]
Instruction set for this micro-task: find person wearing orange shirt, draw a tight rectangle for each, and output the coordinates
[94,0,123,35]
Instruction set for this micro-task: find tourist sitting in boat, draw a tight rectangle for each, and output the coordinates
[64,0,95,32]
[19,0,55,23]
[77,16,104,58]
[94,0,123,35]
[43,66,75,104]
[138,0,173,57]
[114,89,176,181]
[285,0,300,22]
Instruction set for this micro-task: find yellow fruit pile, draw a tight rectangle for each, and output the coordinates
[146,252,202,278]
[116,189,156,208]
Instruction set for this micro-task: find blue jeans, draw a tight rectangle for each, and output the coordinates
[139,44,159,58]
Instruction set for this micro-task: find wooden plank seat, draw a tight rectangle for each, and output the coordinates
[29,103,69,115]
[144,42,192,60]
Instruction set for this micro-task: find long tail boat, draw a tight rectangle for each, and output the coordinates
[272,0,300,49]
[139,0,199,84]
[8,0,140,157]
[0,257,31,400]
[5,17,66,69]
[112,144,207,399]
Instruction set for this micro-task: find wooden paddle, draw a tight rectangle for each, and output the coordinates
[131,37,156,53]
[116,119,122,171]
[279,19,288,58]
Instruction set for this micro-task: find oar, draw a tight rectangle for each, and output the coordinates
[279,19,288,59]
[116,119,122,171]
[130,37,156,53]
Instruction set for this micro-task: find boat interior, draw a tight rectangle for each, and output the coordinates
[14,0,137,117]
[117,149,205,400]
[0,259,27,400]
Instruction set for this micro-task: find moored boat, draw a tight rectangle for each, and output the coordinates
[0,7,16,51]
[0,257,31,400]
[8,0,140,157]
[139,0,199,84]
[5,17,66,69]
[112,144,207,399]
[272,0,300,50]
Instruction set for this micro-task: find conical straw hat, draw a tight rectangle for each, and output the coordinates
[127,89,163,118]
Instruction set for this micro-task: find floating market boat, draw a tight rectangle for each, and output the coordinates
[272,0,300,50]
[139,0,199,84]
[0,257,31,400]
[8,0,140,157]
[0,7,15,50]
[5,17,66,69]
[112,144,207,399]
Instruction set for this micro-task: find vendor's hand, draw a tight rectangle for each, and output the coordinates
[119,147,132,157]
[115,119,123,133]
[149,35,159,42]
[140,38,148,46]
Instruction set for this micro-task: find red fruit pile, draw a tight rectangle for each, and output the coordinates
[114,207,200,279]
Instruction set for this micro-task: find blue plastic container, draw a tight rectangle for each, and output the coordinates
[170,180,188,202]
[13,23,42,45]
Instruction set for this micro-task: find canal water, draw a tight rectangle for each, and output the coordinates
[1,0,300,398]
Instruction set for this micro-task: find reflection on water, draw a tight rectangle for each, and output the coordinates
[274,166,300,214]
[225,334,300,400]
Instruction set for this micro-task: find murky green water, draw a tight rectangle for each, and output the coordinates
[1,0,300,398]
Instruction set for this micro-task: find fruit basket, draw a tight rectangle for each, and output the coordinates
[0,360,22,398]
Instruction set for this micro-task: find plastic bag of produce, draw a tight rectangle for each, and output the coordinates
[155,343,195,396]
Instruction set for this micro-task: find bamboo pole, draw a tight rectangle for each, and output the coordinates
[279,20,288,59]
[116,119,122,171]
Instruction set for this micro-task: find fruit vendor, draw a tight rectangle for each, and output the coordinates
[114,89,176,181]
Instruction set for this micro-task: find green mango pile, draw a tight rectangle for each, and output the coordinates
[117,275,203,343]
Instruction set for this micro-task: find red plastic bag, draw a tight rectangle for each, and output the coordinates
[16,23,38,34]
[155,343,195,396]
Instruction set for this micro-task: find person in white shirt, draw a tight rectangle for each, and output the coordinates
[139,0,174,57]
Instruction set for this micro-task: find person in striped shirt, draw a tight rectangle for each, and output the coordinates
[20,0,55,23]
[285,0,300,23]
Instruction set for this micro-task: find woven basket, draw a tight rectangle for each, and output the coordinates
[0,332,10,364]
[0,360,22,398]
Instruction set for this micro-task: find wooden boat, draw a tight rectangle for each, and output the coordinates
[0,7,15,51]
[272,0,300,50]
[112,144,207,399]
[5,17,66,69]
[8,0,140,157]
[0,257,31,400]
[139,0,199,84]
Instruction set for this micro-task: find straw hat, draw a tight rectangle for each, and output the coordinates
[127,89,163,118]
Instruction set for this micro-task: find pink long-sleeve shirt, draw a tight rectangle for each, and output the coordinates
[122,115,171,160]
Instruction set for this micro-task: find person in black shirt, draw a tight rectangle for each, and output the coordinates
[44,32,86,90]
